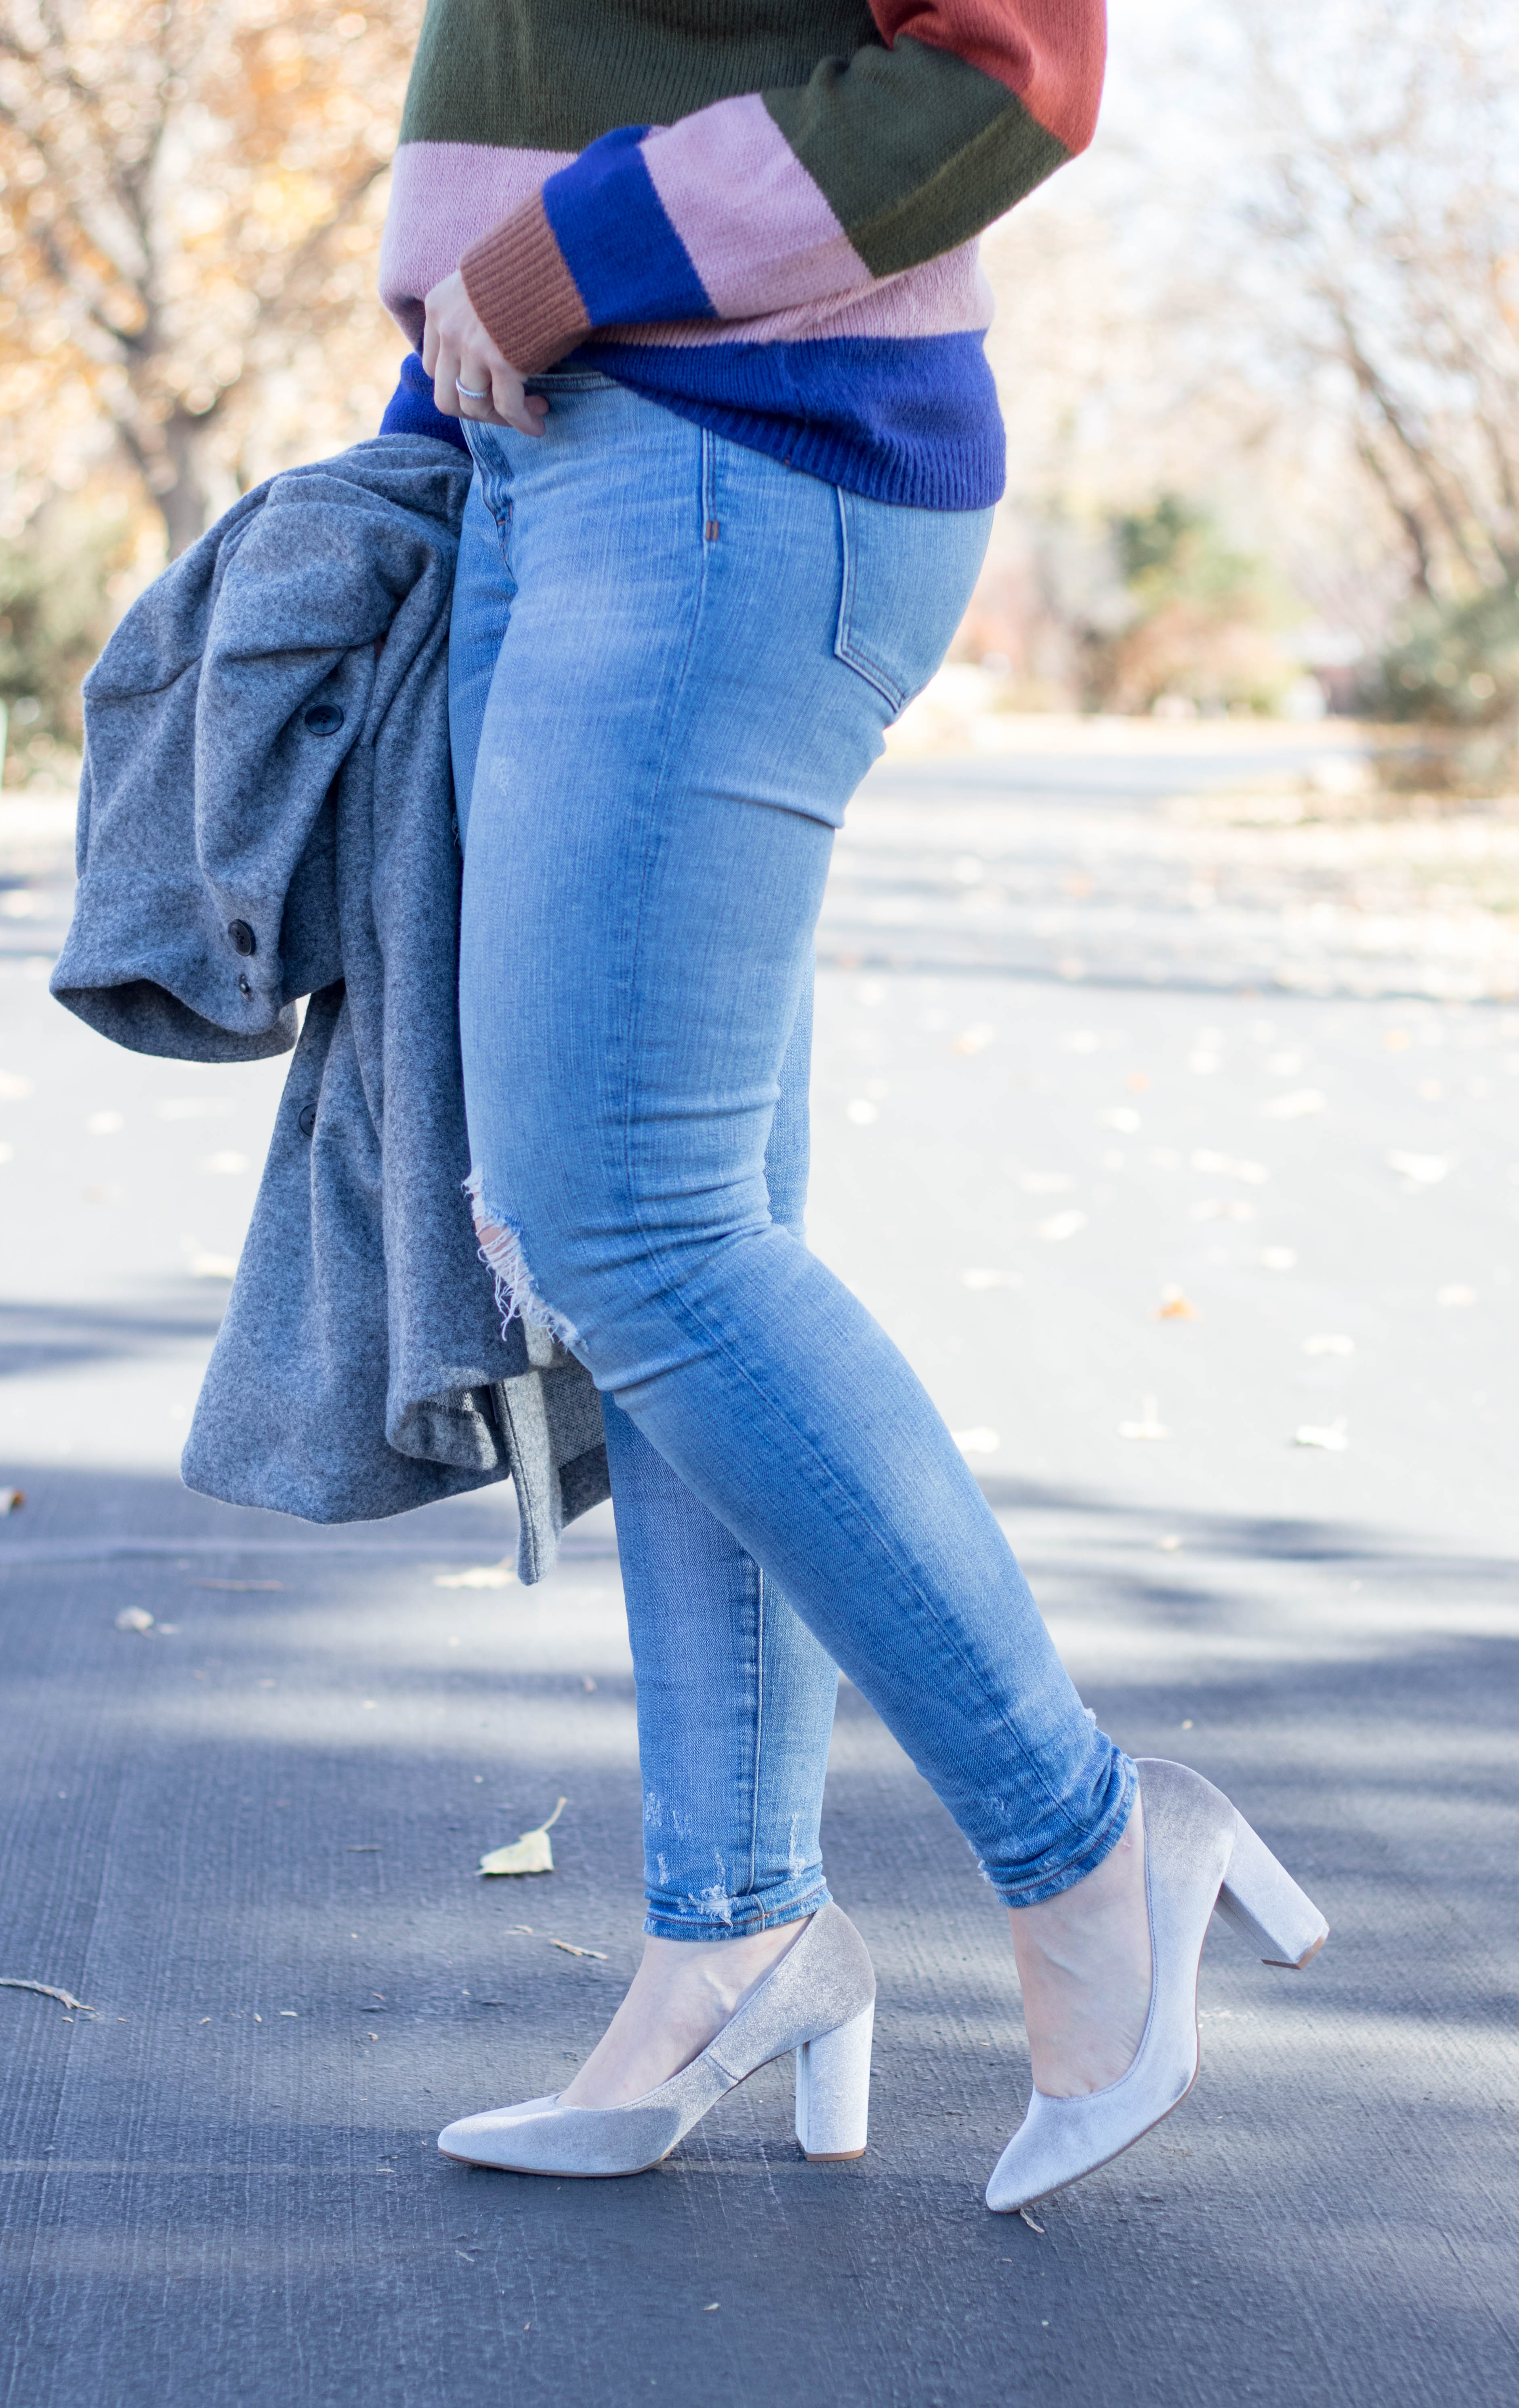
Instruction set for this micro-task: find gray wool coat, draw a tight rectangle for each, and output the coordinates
[50,435,608,1581]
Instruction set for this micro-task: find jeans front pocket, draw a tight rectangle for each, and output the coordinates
[834,487,995,718]
[464,423,515,566]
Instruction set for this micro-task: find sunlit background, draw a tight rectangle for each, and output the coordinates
[1,0,1515,789]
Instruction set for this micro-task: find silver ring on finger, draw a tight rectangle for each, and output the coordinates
[455,379,491,402]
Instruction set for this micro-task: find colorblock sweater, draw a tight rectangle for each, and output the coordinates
[378,0,1105,509]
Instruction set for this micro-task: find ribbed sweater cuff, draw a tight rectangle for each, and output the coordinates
[460,194,590,376]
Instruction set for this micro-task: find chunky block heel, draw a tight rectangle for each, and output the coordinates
[795,2000,874,2160]
[1216,1811,1329,1968]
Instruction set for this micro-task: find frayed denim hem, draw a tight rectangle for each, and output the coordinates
[983,1753,1140,1910]
[463,1167,580,1348]
[643,1875,832,1943]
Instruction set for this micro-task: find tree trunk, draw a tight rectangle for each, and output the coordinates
[153,410,217,558]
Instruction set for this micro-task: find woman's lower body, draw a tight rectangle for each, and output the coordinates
[449,374,1133,1940]
[441,376,1330,2196]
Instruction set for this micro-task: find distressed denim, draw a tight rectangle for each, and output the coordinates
[450,376,1135,1931]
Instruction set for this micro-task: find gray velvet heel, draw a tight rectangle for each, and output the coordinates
[439,1902,875,2177]
[1216,1811,1328,1968]
[794,2000,874,2160]
[985,1759,1328,2215]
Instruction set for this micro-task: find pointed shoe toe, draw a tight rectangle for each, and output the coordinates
[437,1901,876,2178]
[987,1758,1328,2215]
[438,2096,562,2167]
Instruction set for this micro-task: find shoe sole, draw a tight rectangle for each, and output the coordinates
[440,2140,870,2174]
[438,2143,669,2176]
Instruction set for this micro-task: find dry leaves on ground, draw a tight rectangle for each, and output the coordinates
[1294,1421,1349,1451]
[1388,1151,1451,1186]
[479,1798,567,1877]
[0,1977,90,2011]
[435,1559,517,1589]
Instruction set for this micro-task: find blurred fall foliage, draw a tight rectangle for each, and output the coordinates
[0,0,1515,783]
[0,0,418,559]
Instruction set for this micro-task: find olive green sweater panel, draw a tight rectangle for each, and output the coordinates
[399,0,882,152]
[761,38,1068,277]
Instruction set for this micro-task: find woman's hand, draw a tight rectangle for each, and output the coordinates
[422,271,548,437]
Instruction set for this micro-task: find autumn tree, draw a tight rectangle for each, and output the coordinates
[1228,0,1519,613]
[968,0,1519,737]
[0,0,420,557]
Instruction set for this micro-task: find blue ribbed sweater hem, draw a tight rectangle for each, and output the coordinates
[380,334,1005,511]
[574,332,1004,509]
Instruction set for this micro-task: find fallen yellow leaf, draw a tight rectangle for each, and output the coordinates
[435,1559,516,1590]
[479,1798,566,1877]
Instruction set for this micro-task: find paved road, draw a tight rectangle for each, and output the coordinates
[1,744,1516,2408]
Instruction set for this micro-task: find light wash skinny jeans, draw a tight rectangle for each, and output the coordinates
[450,375,1135,1939]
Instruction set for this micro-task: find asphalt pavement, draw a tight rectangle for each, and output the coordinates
[1,733,1516,2408]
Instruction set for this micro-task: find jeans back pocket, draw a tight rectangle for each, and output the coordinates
[834,487,994,718]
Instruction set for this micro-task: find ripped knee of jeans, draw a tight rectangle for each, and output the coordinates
[464,1167,580,1349]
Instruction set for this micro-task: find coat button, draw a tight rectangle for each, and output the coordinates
[297,1104,316,1138]
[237,974,252,998]
[304,702,344,736]
[228,919,256,955]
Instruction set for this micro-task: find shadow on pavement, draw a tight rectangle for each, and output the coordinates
[0,1293,231,1383]
[0,1459,1515,2406]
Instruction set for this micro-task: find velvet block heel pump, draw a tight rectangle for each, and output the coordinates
[794,1999,874,2160]
[438,1903,876,2177]
[985,1758,1328,2215]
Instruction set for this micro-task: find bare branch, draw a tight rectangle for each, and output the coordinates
[248,159,392,341]
[1354,435,1435,599]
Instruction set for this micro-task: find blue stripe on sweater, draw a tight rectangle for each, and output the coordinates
[543,128,714,328]
[571,330,1005,512]
[380,349,470,453]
